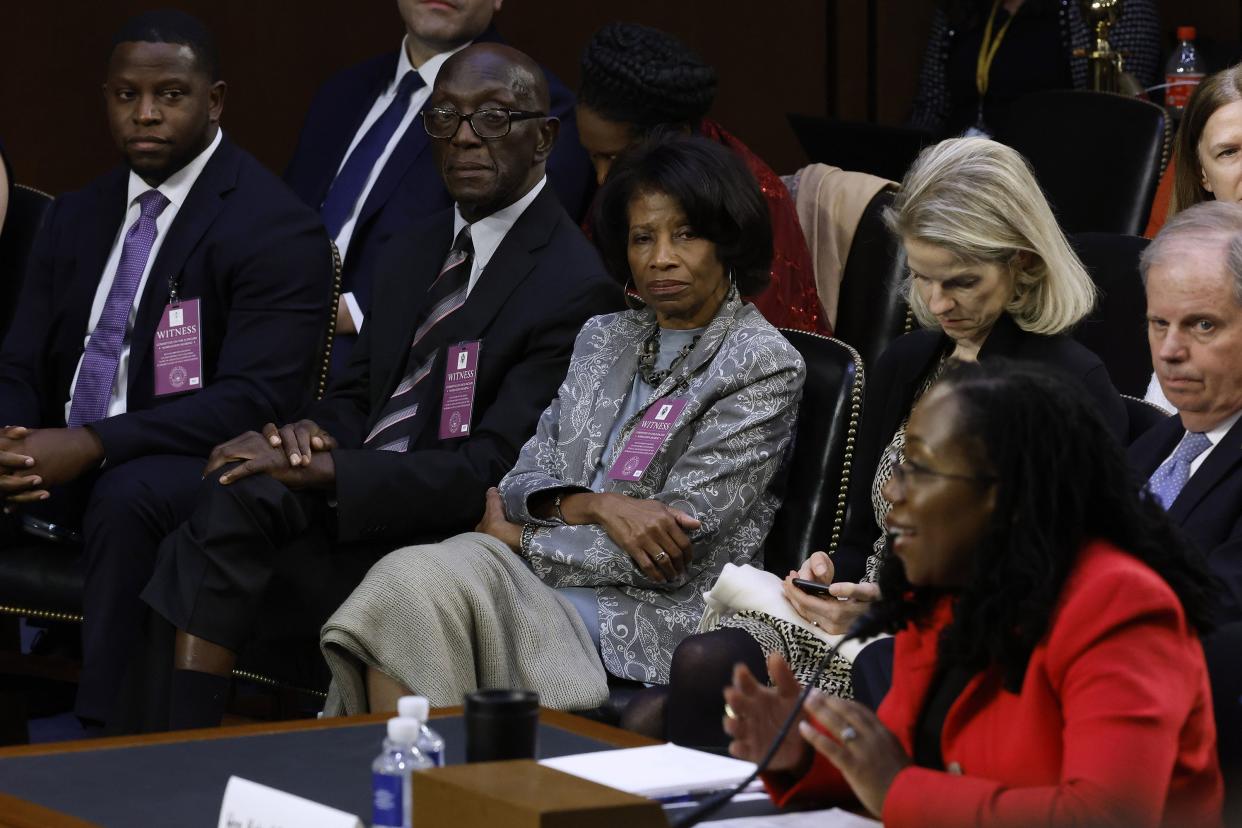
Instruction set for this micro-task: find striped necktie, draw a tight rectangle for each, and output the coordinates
[364,225,474,452]
[68,189,171,427]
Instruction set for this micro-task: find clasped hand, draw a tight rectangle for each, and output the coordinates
[204,419,337,490]
[473,488,700,584]
[782,551,880,634]
[724,652,910,818]
[0,425,105,505]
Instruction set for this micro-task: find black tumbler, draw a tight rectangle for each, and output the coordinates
[464,688,539,762]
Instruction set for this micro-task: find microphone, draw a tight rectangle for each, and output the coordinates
[669,614,873,827]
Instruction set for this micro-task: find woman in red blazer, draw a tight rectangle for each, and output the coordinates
[725,362,1224,827]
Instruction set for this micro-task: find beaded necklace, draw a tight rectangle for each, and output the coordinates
[636,328,701,387]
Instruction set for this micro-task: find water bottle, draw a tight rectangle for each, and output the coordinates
[398,695,446,767]
[371,717,432,828]
[1165,26,1206,117]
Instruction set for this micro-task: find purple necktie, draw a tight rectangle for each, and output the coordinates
[68,189,171,427]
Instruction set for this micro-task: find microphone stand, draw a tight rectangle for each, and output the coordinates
[669,616,872,828]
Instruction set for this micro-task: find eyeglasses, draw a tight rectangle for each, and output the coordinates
[890,458,996,489]
[421,107,548,139]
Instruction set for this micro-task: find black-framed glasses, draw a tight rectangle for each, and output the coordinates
[891,458,996,489]
[421,107,548,139]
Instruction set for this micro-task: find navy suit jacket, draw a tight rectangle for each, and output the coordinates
[0,135,334,465]
[1130,413,1242,624]
[307,184,621,544]
[283,29,594,372]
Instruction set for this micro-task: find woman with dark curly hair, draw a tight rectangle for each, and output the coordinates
[724,362,1224,827]
[576,22,827,335]
[319,136,804,713]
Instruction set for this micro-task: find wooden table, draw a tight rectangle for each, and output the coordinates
[0,708,662,828]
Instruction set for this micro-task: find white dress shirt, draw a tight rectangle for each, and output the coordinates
[1161,408,1242,478]
[65,129,223,422]
[336,37,469,330]
[451,177,547,297]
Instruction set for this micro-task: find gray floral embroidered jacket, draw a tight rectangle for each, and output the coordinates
[499,290,805,683]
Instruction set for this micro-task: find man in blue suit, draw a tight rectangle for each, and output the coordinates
[0,11,333,725]
[284,0,593,374]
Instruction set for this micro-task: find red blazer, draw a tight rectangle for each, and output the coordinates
[765,540,1224,827]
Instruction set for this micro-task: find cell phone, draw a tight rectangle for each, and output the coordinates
[792,578,834,598]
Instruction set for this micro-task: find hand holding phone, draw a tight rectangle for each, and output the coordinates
[792,577,835,598]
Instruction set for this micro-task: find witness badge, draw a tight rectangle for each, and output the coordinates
[439,341,481,439]
[153,299,203,397]
[608,398,688,481]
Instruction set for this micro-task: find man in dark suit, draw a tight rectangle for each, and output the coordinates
[0,12,333,725]
[1129,200,1242,789]
[135,43,620,730]
[284,0,593,375]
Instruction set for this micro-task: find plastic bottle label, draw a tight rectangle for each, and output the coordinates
[1166,73,1205,109]
[372,772,409,827]
[425,748,443,767]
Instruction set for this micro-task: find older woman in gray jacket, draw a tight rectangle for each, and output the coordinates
[320,137,804,714]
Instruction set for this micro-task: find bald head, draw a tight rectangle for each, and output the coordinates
[437,43,550,112]
[427,43,558,223]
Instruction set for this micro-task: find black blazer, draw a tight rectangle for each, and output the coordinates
[1129,414,1242,623]
[283,28,594,370]
[0,136,333,465]
[308,184,621,544]
[832,313,1128,583]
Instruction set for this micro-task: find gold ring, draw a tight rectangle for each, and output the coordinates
[654,551,668,562]
[724,703,738,720]
[812,620,821,628]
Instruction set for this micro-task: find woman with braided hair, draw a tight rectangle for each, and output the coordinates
[576,22,828,335]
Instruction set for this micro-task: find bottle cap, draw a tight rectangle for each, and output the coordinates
[1177,26,1196,41]
[387,717,419,743]
[398,695,430,723]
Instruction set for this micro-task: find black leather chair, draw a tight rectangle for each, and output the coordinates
[832,188,914,372]
[1069,232,1151,398]
[764,330,866,574]
[999,90,1168,236]
[786,114,932,183]
[0,242,344,731]
[1122,394,1170,446]
[0,184,54,343]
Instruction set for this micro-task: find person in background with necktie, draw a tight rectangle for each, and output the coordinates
[0,10,333,730]
[1129,199,1242,808]
[283,0,593,376]
[122,43,619,733]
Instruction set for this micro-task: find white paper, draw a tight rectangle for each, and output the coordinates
[217,776,363,828]
[707,808,882,827]
[539,743,757,799]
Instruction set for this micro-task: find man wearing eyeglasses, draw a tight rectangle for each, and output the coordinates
[284,0,592,377]
[117,44,620,732]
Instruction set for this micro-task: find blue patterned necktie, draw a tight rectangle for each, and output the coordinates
[1147,430,1212,510]
[68,189,171,427]
[320,70,424,239]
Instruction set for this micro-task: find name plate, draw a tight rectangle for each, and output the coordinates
[217,776,363,828]
[153,298,203,397]
[439,340,480,440]
[608,398,687,481]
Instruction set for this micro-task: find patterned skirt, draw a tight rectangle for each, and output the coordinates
[715,610,854,698]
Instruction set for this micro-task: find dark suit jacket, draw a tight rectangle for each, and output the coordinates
[308,184,621,544]
[833,313,1128,583]
[283,28,594,371]
[1130,413,1242,623]
[0,135,334,464]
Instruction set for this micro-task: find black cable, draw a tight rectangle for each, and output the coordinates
[669,614,872,827]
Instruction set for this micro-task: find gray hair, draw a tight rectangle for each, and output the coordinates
[1140,200,1242,306]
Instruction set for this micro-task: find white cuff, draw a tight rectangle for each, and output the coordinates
[342,291,365,333]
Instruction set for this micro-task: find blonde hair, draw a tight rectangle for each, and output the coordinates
[885,137,1096,335]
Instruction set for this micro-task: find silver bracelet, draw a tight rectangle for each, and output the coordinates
[553,493,568,524]
[520,523,537,557]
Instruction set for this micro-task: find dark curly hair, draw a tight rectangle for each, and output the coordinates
[578,22,717,130]
[592,135,773,296]
[860,361,1219,692]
